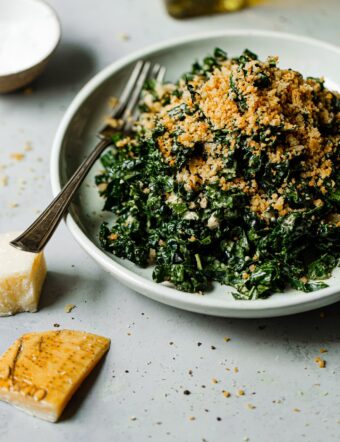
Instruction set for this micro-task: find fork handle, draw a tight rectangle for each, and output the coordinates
[10,138,112,253]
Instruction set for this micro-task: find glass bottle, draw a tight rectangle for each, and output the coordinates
[165,0,247,18]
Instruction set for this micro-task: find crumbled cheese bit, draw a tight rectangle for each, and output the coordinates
[207,214,219,230]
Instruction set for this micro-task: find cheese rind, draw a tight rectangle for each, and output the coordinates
[0,232,47,316]
[0,330,111,422]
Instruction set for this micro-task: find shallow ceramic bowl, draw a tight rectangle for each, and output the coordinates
[0,0,61,93]
[51,30,340,318]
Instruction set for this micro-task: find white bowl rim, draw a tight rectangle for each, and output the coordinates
[0,0,61,77]
[50,29,340,315]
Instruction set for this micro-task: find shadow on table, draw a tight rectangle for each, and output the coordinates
[226,302,340,347]
[35,40,97,92]
[155,295,340,348]
[59,352,109,422]
[39,270,108,310]
[1,40,97,97]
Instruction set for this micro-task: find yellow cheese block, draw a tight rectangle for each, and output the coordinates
[0,232,47,316]
[0,330,110,422]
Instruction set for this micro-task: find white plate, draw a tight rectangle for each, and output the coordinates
[51,30,340,318]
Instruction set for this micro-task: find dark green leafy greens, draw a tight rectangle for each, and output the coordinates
[96,49,340,299]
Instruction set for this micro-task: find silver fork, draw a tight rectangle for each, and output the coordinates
[10,61,166,253]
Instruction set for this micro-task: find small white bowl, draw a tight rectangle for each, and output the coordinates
[0,0,61,93]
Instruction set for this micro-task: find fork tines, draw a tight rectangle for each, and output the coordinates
[99,60,166,138]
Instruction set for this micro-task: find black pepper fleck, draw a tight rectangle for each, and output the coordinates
[183,390,191,395]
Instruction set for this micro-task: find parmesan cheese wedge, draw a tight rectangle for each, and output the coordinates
[0,232,47,316]
[0,330,110,422]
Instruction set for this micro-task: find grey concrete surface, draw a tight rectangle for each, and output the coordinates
[0,0,339,441]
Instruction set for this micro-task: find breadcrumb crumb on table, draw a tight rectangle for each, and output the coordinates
[315,357,326,368]
[0,175,8,187]
[64,304,76,313]
[117,33,130,41]
[8,202,19,208]
[10,152,25,161]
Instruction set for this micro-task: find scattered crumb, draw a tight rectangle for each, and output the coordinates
[183,390,191,395]
[188,416,196,421]
[130,416,137,421]
[222,390,231,398]
[216,417,222,421]
[8,202,18,208]
[0,175,8,187]
[234,367,239,373]
[64,304,76,313]
[117,33,130,41]
[293,408,301,412]
[211,345,216,350]
[320,348,328,353]
[247,403,256,410]
[224,336,231,342]
[108,96,120,108]
[197,342,202,346]
[212,378,219,384]
[237,389,245,396]
[315,357,326,368]
[24,142,33,152]
[53,323,60,328]
[10,152,25,161]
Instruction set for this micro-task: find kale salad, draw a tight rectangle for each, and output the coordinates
[96,49,340,300]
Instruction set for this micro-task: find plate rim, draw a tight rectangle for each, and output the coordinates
[50,29,340,317]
